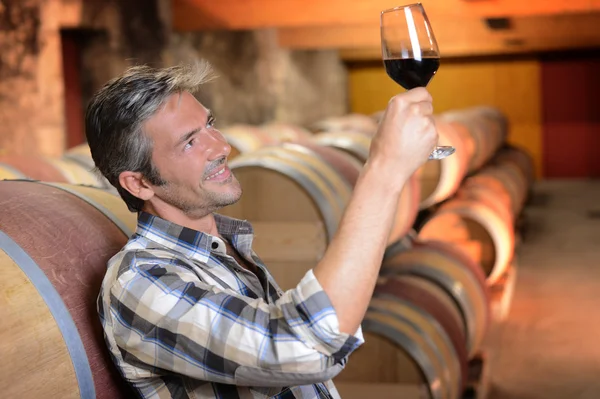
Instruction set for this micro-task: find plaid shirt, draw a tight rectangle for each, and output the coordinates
[98,211,363,398]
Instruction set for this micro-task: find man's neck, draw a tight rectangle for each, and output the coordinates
[141,202,220,237]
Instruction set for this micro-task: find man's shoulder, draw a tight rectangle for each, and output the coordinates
[107,235,188,279]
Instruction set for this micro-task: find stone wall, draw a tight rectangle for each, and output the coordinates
[0,0,349,156]
[76,0,349,128]
[0,0,66,157]
[166,29,348,127]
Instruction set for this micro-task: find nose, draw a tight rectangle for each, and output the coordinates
[206,128,231,160]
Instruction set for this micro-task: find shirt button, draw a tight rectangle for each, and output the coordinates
[211,242,219,250]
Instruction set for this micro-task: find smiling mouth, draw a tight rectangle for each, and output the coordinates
[204,157,232,181]
[205,166,226,180]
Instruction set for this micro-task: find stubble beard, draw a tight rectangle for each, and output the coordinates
[159,175,243,218]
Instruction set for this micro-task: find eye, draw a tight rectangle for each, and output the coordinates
[206,116,215,129]
[184,138,195,151]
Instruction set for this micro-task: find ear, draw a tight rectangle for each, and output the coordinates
[119,171,155,201]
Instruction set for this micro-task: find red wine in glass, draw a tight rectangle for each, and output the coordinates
[384,57,440,89]
[381,3,454,160]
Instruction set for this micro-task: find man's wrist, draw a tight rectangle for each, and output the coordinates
[361,158,412,196]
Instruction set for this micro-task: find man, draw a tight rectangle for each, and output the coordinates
[87,61,437,398]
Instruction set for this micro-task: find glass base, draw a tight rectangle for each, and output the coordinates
[428,146,455,160]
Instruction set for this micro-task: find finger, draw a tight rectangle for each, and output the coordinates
[399,87,433,104]
[409,101,434,116]
[388,88,432,110]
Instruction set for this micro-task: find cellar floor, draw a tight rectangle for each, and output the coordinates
[486,179,600,399]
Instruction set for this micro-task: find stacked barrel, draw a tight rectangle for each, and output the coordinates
[0,104,533,398]
[419,146,534,284]
[312,109,532,397]
[0,144,115,192]
[0,142,135,395]
[0,122,313,192]
[331,237,490,399]
[216,106,533,398]
[220,119,422,290]
[0,180,137,398]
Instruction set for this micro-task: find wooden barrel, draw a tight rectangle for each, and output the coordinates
[0,155,70,183]
[335,287,464,399]
[418,195,515,285]
[221,146,353,290]
[313,131,421,244]
[375,275,469,390]
[281,141,363,187]
[387,274,468,346]
[260,122,314,142]
[312,131,372,162]
[494,145,536,187]
[380,240,490,357]
[228,145,352,237]
[222,124,313,160]
[0,180,137,399]
[455,177,514,225]
[384,238,491,326]
[63,145,117,193]
[259,145,352,214]
[489,146,535,212]
[466,164,527,218]
[440,106,507,173]
[45,182,136,237]
[64,144,96,170]
[310,114,379,136]
[221,125,281,159]
[0,163,27,179]
[459,145,534,222]
[494,163,528,215]
[346,112,476,209]
[0,154,109,189]
[46,158,110,188]
[418,118,475,209]
[418,147,534,284]
[384,238,490,295]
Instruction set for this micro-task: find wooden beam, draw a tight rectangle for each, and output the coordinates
[279,25,382,51]
[339,36,600,60]
[277,13,600,58]
[172,0,600,31]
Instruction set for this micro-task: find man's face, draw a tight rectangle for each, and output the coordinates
[143,91,242,217]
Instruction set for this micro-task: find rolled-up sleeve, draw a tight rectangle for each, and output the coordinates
[109,262,364,386]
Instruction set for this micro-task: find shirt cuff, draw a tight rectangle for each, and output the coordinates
[288,269,364,361]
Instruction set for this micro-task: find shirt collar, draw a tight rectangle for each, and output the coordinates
[135,211,254,264]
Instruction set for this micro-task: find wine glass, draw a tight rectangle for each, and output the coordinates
[381,3,455,160]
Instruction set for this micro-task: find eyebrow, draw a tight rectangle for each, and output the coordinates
[175,127,202,148]
[174,110,214,148]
